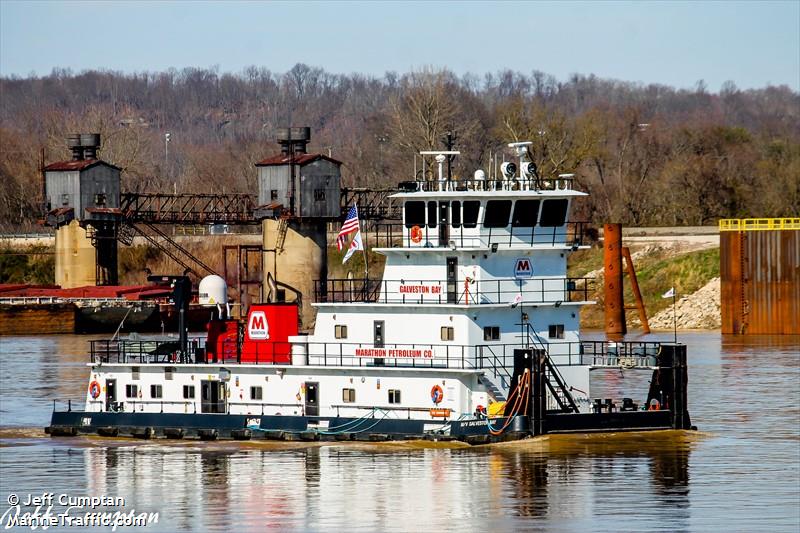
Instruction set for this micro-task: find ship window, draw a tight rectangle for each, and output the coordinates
[183,385,195,399]
[451,201,461,228]
[388,389,402,404]
[427,201,437,228]
[405,201,425,228]
[484,200,512,228]
[548,324,565,339]
[540,199,569,227]
[463,201,480,228]
[512,200,540,227]
[164,367,174,380]
[343,388,356,403]
[125,384,138,398]
[335,325,348,339]
[250,386,263,400]
[131,366,140,380]
[150,384,163,399]
[483,326,500,341]
[441,326,454,341]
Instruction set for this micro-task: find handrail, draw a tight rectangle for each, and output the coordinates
[401,176,574,193]
[718,218,800,232]
[372,221,588,249]
[315,276,594,305]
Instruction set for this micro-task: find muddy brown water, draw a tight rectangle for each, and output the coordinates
[0,332,798,532]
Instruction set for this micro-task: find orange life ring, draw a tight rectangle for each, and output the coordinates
[89,381,101,399]
[410,225,423,243]
[431,384,444,404]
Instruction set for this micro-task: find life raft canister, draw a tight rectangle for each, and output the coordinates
[410,225,423,244]
[431,384,444,404]
[88,381,101,399]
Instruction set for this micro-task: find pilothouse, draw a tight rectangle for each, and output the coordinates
[48,140,693,443]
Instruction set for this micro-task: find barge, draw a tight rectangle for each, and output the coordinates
[48,142,693,444]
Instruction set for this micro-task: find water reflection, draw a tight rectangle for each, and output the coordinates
[1,333,798,532]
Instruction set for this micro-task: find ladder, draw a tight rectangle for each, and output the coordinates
[275,219,289,254]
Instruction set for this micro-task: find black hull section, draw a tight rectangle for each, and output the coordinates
[47,410,683,445]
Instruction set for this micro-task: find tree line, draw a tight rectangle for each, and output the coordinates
[1,64,798,229]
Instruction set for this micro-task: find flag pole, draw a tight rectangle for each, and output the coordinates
[357,205,368,280]
[672,289,677,344]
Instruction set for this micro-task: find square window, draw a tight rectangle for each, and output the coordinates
[483,326,500,341]
[61,193,70,206]
[183,385,195,399]
[164,367,174,380]
[250,386,263,400]
[388,389,401,404]
[94,193,107,206]
[314,189,326,202]
[131,366,140,380]
[271,190,279,201]
[342,388,356,403]
[150,384,163,398]
[335,324,348,339]
[548,324,565,339]
[440,326,454,341]
[125,384,138,398]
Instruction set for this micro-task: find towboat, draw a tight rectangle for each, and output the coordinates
[48,143,692,444]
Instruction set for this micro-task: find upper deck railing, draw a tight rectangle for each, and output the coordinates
[314,277,594,305]
[372,221,588,249]
[718,218,800,232]
[89,338,663,370]
[398,176,574,193]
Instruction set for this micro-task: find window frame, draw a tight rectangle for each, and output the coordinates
[335,324,348,339]
[388,389,402,404]
[483,326,500,341]
[484,200,513,228]
[183,385,195,399]
[462,201,480,228]
[539,198,569,227]
[342,388,356,403]
[548,324,565,339]
[404,201,426,228]
[125,384,138,399]
[440,326,455,341]
[150,384,163,399]
[250,386,263,400]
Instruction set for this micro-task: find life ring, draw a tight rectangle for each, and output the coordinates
[410,225,423,243]
[88,381,101,399]
[648,399,661,411]
[431,384,444,404]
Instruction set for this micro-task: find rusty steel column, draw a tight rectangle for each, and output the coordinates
[604,223,626,338]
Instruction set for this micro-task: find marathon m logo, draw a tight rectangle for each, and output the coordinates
[248,311,269,340]
[514,258,533,279]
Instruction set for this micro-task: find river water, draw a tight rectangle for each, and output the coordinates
[0,332,798,532]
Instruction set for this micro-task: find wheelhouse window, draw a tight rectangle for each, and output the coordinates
[512,200,540,227]
[125,384,138,398]
[463,201,480,228]
[335,325,348,339]
[451,201,461,228]
[548,324,565,339]
[441,326,454,341]
[404,201,425,228]
[250,386,263,400]
[388,390,402,404]
[183,385,195,399]
[483,326,500,341]
[427,201,437,228]
[150,384,163,399]
[342,388,356,403]
[540,199,569,227]
[484,200,512,228]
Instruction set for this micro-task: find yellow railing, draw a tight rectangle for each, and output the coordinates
[719,218,800,232]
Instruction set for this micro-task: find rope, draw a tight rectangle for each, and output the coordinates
[487,369,531,436]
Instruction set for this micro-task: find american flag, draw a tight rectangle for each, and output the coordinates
[337,204,360,250]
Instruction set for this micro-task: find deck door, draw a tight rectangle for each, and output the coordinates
[305,382,319,416]
[446,257,458,304]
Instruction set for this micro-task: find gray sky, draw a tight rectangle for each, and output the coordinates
[1,0,798,91]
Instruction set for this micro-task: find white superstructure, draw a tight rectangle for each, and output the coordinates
[83,144,615,426]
